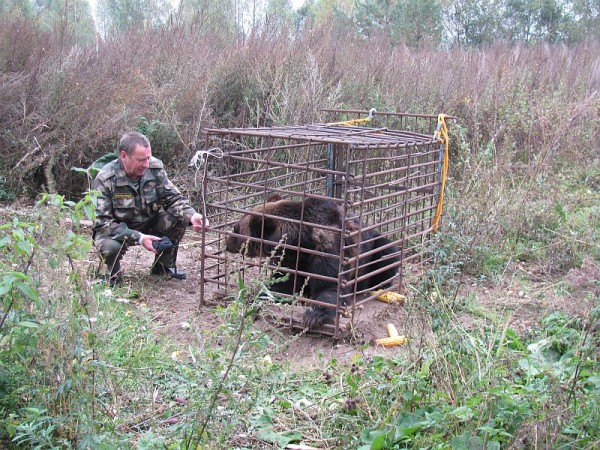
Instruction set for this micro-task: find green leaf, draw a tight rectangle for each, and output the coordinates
[16,281,39,302]
[89,153,118,171]
[13,227,25,240]
[451,431,501,450]
[393,412,425,442]
[370,433,389,450]
[450,406,474,421]
[83,204,95,220]
[255,428,302,446]
[0,236,10,248]
[16,320,39,329]
[254,412,274,427]
[0,275,15,296]
[48,256,58,269]
[518,358,543,376]
[504,328,526,351]
[360,428,388,445]
[15,239,33,256]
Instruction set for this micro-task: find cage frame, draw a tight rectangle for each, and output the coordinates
[198,109,453,338]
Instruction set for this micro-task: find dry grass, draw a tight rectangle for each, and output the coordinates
[0,18,598,279]
[1,18,597,197]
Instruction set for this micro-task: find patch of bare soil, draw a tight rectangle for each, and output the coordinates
[109,234,599,370]
[459,257,599,335]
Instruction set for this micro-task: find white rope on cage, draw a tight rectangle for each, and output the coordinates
[189,147,224,170]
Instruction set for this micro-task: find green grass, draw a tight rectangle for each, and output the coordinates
[1,186,598,449]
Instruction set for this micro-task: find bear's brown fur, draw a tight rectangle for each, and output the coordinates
[226,196,400,329]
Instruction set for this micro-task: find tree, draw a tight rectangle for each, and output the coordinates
[354,0,396,39]
[537,0,564,41]
[96,0,173,36]
[0,0,33,16]
[445,0,502,46]
[393,0,442,46]
[567,0,600,41]
[174,0,240,40]
[34,0,96,45]
[293,0,354,33]
[501,0,576,43]
[264,0,294,29]
[354,0,442,46]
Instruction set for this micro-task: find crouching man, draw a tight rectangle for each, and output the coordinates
[92,131,207,286]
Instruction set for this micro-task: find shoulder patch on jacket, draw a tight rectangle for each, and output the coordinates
[149,157,164,169]
[98,168,116,182]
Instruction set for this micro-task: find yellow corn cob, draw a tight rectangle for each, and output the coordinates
[372,290,406,304]
[374,335,409,347]
[386,323,399,338]
[371,323,408,347]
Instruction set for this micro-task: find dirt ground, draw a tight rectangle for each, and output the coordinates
[105,232,599,371]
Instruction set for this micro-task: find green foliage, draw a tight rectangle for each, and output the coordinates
[95,0,174,36]
[175,0,238,39]
[0,6,599,448]
[342,298,597,449]
[34,0,96,45]
[355,0,443,46]
[0,176,17,203]
[0,193,100,447]
[70,152,118,189]
[210,64,259,127]
[1,191,599,448]
[212,296,597,449]
[136,116,179,162]
[447,0,501,46]
[0,0,32,17]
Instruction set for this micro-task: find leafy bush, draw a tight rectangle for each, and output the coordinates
[0,194,598,448]
[0,177,16,203]
[0,13,599,449]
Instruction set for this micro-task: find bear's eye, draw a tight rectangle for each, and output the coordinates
[233,224,239,234]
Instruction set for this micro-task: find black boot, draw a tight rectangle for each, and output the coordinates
[169,244,186,279]
[150,246,186,280]
[151,264,187,280]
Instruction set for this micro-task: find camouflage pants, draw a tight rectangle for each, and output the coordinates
[95,210,186,277]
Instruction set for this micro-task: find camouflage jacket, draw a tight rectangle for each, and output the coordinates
[92,157,197,244]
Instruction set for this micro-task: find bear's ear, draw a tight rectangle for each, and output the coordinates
[266,194,282,203]
[249,214,277,238]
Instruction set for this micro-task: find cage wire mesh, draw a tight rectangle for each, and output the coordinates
[198,109,452,337]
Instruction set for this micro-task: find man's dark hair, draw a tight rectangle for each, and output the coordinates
[119,132,150,156]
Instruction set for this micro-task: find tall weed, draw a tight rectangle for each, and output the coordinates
[1,16,598,205]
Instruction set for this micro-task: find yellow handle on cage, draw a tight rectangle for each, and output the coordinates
[328,108,376,126]
[431,114,449,233]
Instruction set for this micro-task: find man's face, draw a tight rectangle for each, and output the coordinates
[121,144,151,180]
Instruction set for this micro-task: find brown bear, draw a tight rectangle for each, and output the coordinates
[225,195,400,329]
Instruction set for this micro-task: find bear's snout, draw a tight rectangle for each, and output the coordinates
[226,232,260,256]
[225,234,245,253]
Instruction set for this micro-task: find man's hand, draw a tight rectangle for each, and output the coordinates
[190,213,208,232]
[140,234,161,254]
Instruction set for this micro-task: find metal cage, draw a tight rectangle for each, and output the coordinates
[198,110,451,337]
